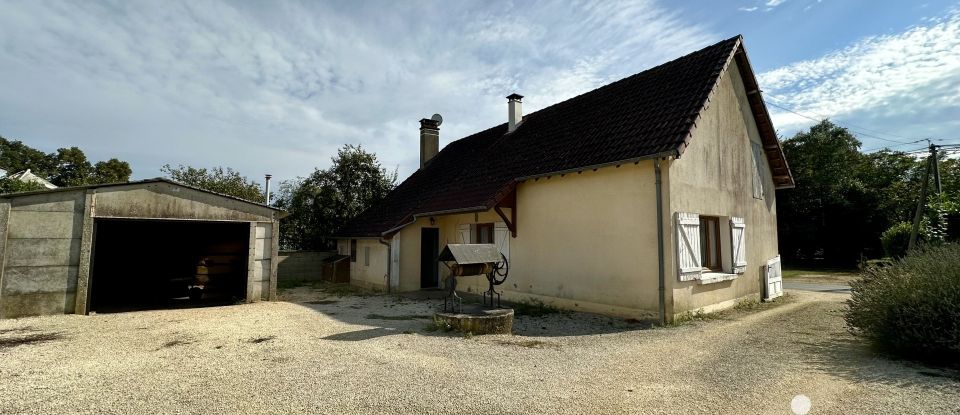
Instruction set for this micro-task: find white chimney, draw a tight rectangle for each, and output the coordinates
[419,117,440,169]
[507,93,523,132]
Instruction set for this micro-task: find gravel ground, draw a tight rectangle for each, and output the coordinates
[0,288,957,414]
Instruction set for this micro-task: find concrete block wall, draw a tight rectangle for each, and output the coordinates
[248,221,277,301]
[277,251,334,282]
[0,192,85,318]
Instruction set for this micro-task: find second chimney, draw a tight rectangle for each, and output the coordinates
[419,118,440,169]
[507,93,523,132]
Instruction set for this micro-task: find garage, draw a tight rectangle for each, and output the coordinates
[0,179,283,318]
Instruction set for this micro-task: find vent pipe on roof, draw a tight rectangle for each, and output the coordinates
[507,93,523,133]
[264,174,272,205]
[419,117,440,169]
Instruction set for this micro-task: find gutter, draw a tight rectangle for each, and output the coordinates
[654,157,667,325]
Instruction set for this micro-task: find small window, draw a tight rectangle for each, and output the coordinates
[350,239,357,262]
[472,223,494,244]
[364,246,370,266]
[699,216,721,271]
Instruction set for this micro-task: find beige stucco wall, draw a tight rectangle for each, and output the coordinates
[354,163,662,319]
[348,239,389,290]
[663,60,780,316]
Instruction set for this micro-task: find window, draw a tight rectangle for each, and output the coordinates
[364,246,370,266]
[677,212,748,282]
[472,223,494,244]
[751,142,765,199]
[699,216,721,271]
[350,239,357,262]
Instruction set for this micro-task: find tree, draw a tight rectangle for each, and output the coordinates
[50,147,93,187]
[161,164,265,203]
[275,144,397,250]
[0,177,47,194]
[92,159,133,184]
[0,136,57,177]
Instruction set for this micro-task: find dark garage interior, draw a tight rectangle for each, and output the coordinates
[90,219,250,312]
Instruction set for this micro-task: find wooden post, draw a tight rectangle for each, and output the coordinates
[908,155,932,252]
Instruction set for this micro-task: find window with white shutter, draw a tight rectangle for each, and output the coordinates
[457,224,471,244]
[676,212,703,281]
[730,217,747,274]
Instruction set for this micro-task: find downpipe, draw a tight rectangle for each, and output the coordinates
[655,158,667,326]
[379,238,391,293]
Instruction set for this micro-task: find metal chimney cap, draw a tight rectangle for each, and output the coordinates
[506,93,524,101]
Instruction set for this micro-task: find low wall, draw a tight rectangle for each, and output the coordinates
[277,251,334,282]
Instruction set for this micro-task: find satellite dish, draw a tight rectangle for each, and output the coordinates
[431,113,443,126]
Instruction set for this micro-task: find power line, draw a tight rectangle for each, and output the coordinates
[763,95,919,144]
[763,100,916,145]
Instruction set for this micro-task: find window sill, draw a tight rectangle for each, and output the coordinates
[698,272,739,285]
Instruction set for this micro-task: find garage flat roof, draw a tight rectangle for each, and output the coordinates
[0,177,284,212]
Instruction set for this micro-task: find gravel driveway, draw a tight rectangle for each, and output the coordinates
[0,288,957,414]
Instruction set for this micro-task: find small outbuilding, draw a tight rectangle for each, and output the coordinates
[0,178,283,319]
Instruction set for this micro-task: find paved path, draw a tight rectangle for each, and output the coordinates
[785,281,851,293]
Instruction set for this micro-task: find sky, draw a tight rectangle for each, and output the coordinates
[1,0,959,185]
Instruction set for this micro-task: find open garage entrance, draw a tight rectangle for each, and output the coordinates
[90,219,250,312]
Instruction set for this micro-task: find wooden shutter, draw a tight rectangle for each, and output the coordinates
[457,224,471,244]
[676,212,702,281]
[730,217,747,274]
[495,222,510,264]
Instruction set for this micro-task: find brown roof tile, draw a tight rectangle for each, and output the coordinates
[337,35,793,237]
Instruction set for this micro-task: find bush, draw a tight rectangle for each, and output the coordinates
[880,222,913,258]
[845,244,960,365]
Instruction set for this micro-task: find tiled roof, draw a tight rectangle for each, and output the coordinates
[337,35,793,238]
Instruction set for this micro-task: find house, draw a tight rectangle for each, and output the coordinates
[6,169,58,189]
[0,179,282,318]
[335,35,794,321]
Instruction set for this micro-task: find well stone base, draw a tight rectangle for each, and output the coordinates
[434,307,514,335]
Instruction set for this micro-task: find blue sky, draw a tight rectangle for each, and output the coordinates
[1,0,958,184]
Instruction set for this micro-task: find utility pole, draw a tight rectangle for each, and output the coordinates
[908,149,933,251]
[931,144,942,194]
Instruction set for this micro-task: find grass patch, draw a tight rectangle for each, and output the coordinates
[278,279,377,296]
[160,339,192,348]
[668,309,723,326]
[306,299,339,305]
[248,335,276,344]
[0,332,62,349]
[511,299,566,317]
[493,339,560,349]
[365,313,432,321]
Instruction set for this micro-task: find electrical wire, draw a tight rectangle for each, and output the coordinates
[763,95,919,144]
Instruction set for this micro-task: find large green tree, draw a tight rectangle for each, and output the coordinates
[50,147,93,187]
[92,158,133,184]
[275,144,397,250]
[0,136,132,189]
[0,137,57,177]
[161,164,265,203]
[777,120,955,265]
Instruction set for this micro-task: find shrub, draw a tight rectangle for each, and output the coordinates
[880,222,913,258]
[845,244,960,365]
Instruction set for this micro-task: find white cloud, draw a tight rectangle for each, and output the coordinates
[758,9,960,148]
[0,0,714,183]
[739,6,759,12]
[766,0,788,6]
